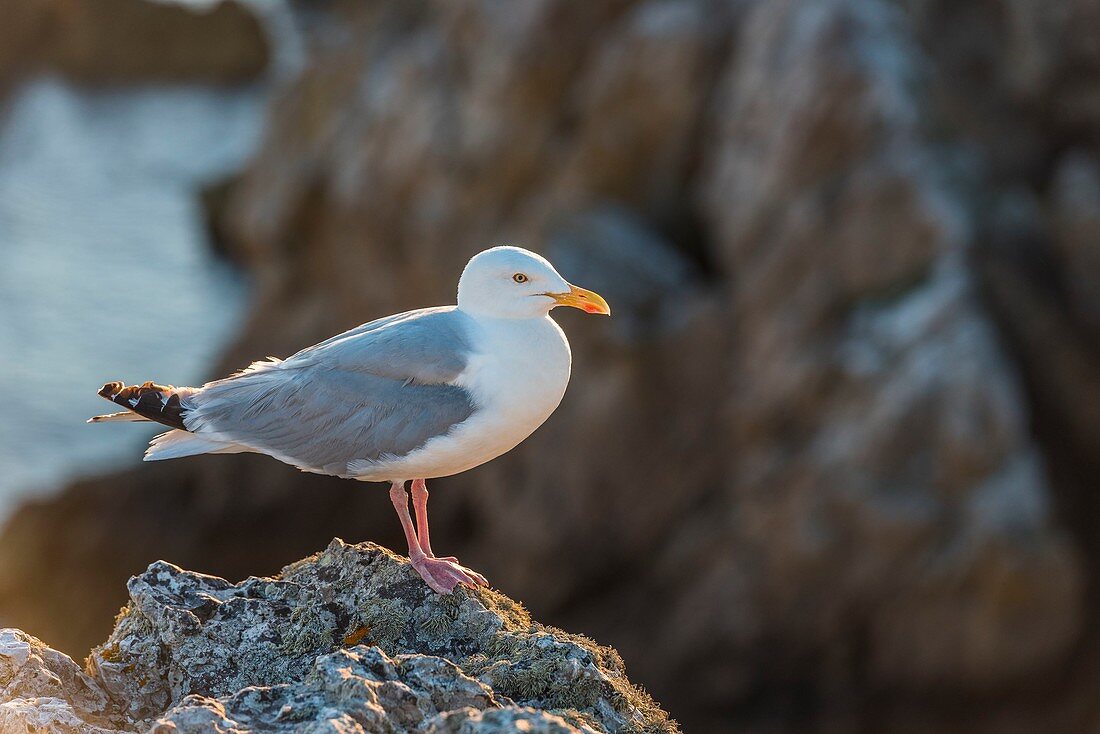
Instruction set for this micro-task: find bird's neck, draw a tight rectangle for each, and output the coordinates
[458,305,552,323]
[464,311,569,360]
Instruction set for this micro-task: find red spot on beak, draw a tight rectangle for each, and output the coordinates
[548,285,611,315]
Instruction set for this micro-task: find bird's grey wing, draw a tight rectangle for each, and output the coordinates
[182,307,478,475]
[186,367,474,475]
[287,306,472,383]
[285,308,430,360]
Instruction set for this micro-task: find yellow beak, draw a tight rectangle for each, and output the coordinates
[545,284,611,315]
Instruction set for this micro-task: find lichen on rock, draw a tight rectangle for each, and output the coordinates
[0,540,674,733]
[0,628,126,734]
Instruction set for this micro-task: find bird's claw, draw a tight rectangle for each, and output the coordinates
[410,555,489,594]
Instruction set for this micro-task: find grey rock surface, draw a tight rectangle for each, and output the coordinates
[0,540,673,734]
[0,629,124,734]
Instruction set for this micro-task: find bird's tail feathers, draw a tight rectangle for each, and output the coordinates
[87,411,149,424]
[144,430,245,461]
[93,381,247,461]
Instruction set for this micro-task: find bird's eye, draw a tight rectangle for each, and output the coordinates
[512,273,528,283]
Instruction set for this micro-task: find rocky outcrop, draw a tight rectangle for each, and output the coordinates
[0,540,674,734]
[0,629,122,734]
[3,0,1100,732]
[0,0,268,92]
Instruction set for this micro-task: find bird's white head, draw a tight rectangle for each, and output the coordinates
[457,246,611,320]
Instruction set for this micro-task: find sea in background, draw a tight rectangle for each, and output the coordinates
[0,77,266,520]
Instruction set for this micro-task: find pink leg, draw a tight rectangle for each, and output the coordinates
[389,480,487,594]
[410,479,437,558]
[409,479,486,586]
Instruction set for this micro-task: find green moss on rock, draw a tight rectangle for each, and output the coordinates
[18,539,676,733]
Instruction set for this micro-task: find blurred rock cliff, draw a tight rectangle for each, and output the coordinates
[0,0,267,90]
[2,1,1100,732]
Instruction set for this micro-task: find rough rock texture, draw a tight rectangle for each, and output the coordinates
[0,0,268,92]
[3,0,1100,732]
[0,540,673,734]
[0,629,124,734]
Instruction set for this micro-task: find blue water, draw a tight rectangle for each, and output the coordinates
[0,78,265,519]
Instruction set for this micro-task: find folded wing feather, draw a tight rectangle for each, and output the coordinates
[161,307,480,476]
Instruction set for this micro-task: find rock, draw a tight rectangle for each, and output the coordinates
[48,0,269,85]
[0,540,674,734]
[1049,151,1100,336]
[0,0,51,91]
[0,629,124,734]
[0,0,269,91]
[687,0,1082,696]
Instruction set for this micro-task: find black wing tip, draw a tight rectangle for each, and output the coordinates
[95,380,188,431]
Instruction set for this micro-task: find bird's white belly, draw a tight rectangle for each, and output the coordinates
[357,316,571,482]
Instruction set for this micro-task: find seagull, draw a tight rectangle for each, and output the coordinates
[89,246,610,593]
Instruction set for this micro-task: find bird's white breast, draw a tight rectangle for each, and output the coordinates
[364,314,572,481]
